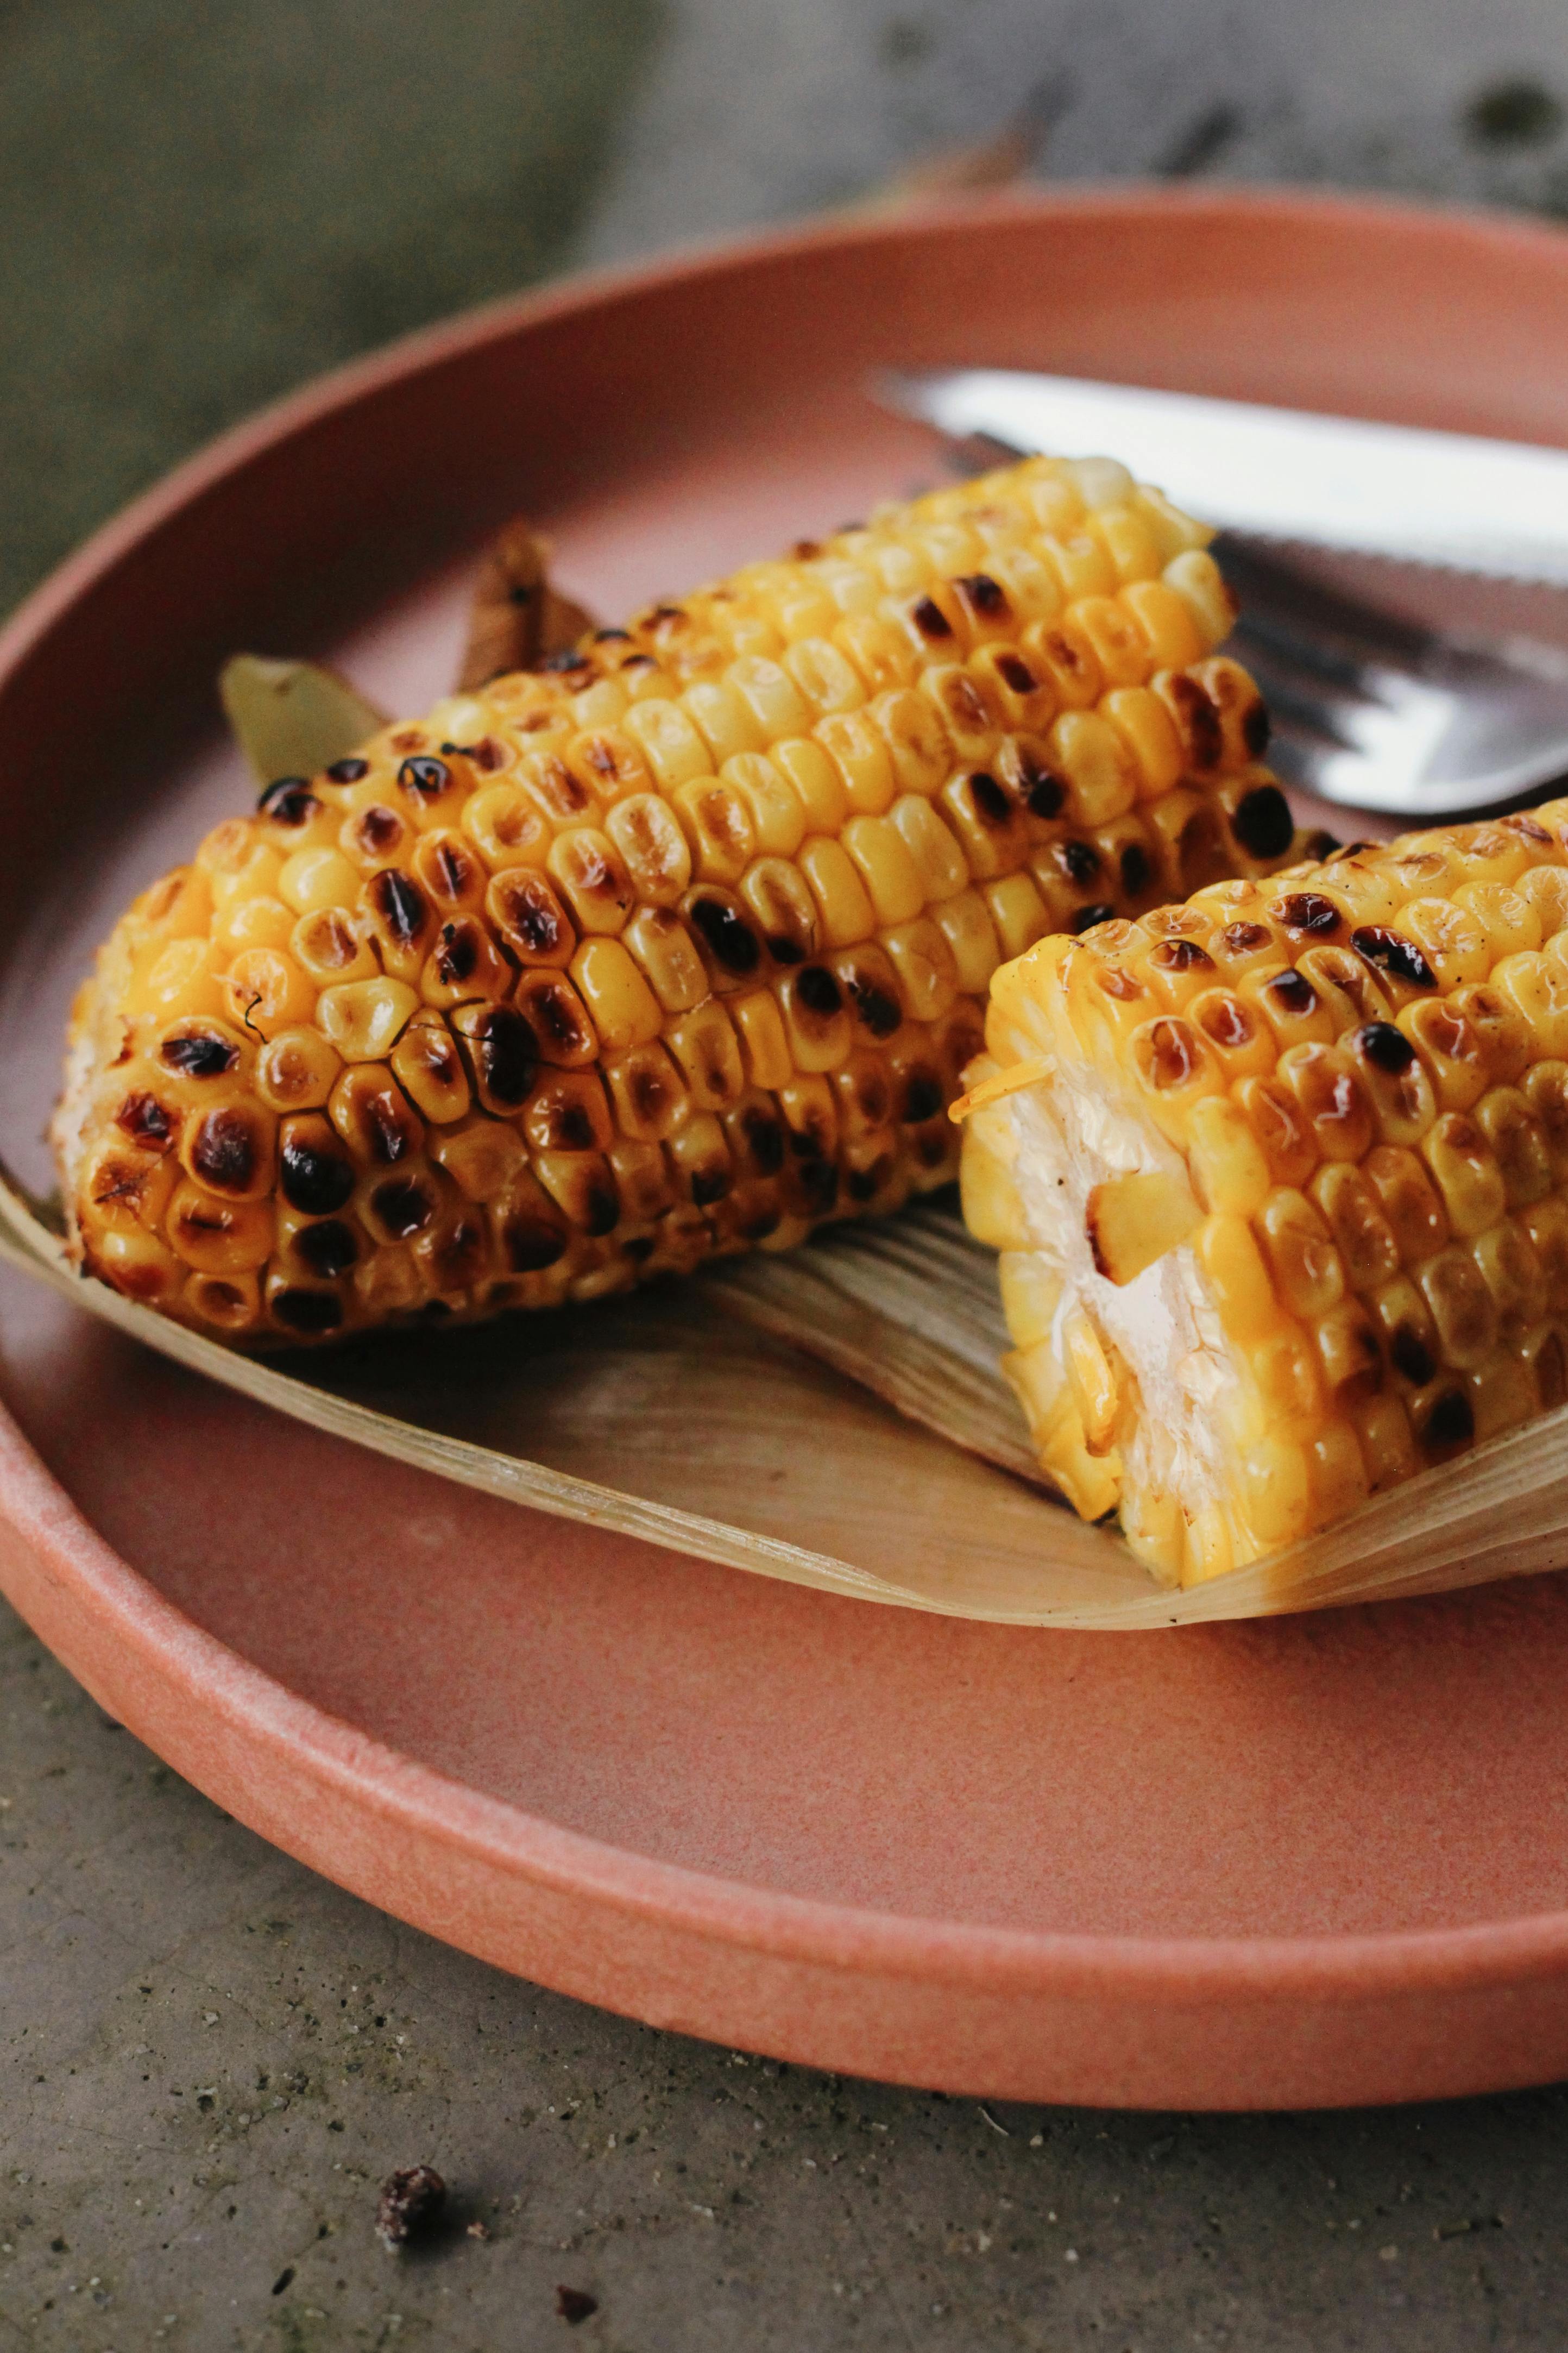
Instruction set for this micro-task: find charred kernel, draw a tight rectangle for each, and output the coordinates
[115,1091,174,1147]
[1135,1018,1202,1089]
[160,1030,238,1079]
[293,1219,358,1277]
[1199,995,1255,1051]
[1001,741,1066,818]
[1072,903,1117,934]
[325,757,369,783]
[472,1007,536,1107]
[398,755,452,800]
[910,595,953,640]
[1424,1388,1475,1449]
[190,1109,260,1195]
[689,894,761,977]
[843,972,902,1039]
[995,651,1036,694]
[1230,785,1294,859]
[1243,700,1271,756]
[349,805,405,858]
[258,777,320,825]
[271,1288,344,1336]
[280,1133,356,1216]
[538,647,591,675]
[369,869,429,948]
[1356,1020,1417,1075]
[795,1158,839,1216]
[502,1216,566,1272]
[740,1108,786,1175]
[370,1179,436,1238]
[1503,813,1553,844]
[690,1164,731,1208]
[1150,938,1214,973]
[902,1071,944,1123]
[433,921,480,987]
[1351,926,1438,989]
[1061,839,1101,885]
[956,572,1010,619]
[796,965,842,1018]
[1274,892,1343,937]
[1391,1326,1436,1385]
[1120,843,1153,896]
[1267,970,1318,1018]
[1220,921,1271,957]
[968,772,1011,825]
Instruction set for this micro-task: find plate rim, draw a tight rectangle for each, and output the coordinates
[9,182,1568,2090]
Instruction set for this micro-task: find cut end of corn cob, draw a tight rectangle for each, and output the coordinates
[56,452,1308,1347]
[961,806,1568,1586]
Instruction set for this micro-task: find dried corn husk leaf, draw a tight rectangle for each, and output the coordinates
[218,655,387,787]
[458,514,597,690]
[5,1156,1566,1628]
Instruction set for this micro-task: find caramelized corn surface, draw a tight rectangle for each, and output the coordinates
[58,455,1306,1345]
[962,807,1568,1586]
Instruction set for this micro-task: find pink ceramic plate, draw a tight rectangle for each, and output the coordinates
[5,189,1568,2110]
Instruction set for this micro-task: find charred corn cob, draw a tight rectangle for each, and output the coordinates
[959,806,1568,1585]
[56,455,1311,1345]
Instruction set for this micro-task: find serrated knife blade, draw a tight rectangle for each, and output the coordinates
[878,368,1568,587]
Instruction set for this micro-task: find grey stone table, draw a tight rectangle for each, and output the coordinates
[7,2,1568,2342]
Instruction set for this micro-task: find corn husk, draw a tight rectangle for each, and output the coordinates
[8,1154,1568,1627]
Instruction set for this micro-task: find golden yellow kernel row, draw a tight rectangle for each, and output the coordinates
[58,455,1308,1345]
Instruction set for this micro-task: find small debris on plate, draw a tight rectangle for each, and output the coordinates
[376,2163,446,2250]
[556,2284,599,2323]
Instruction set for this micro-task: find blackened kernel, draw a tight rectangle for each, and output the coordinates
[1351,926,1438,989]
[370,1179,435,1239]
[325,757,369,784]
[1150,938,1214,973]
[846,975,902,1039]
[740,1110,786,1176]
[1267,970,1318,1017]
[160,1030,238,1080]
[956,572,1009,618]
[398,755,452,800]
[537,648,591,675]
[1219,921,1273,957]
[503,1216,566,1272]
[1120,843,1153,896]
[1355,1020,1417,1075]
[796,966,842,1018]
[434,921,480,986]
[690,896,761,976]
[271,1288,344,1336]
[1199,996,1254,1051]
[280,1139,355,1216]
[294,1219,358,1277]
[593,628,633,645]
[902,1072,944,1124]
[370,869,429,948]
[1242,699,1272,756]
[1273,892,1344,937]
[690,1165,732,1208]
[475,1008,536,1106]
[584,1185,619,1237]
[258,777,321,826]
[1230,784,1294,859]
[115,1091,173,1147]
[910,595,953,641]
[190,1109,258,1194]
[968,771,1010,825]
[1061,839,1101,885]
[622,1234,655,1263]
[1072,902,1117,934]
[766,934,806,967]
[1424,1389,1475,1449]
[995,651,1036,695]
[1166,674,1224,768]
[796,1159,839,1216]
[1391,1326,1437,1385]
[1502,813,1553,843]
[353,805,404,857]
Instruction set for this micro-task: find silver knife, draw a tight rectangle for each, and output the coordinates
[878,368,1568,587]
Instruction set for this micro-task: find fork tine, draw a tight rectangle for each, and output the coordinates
[1213,533,1433,670]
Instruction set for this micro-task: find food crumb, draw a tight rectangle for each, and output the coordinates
[556,2285,598,2323]
[376,2165,446,2251]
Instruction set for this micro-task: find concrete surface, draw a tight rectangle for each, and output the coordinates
[8,2,1568,2344]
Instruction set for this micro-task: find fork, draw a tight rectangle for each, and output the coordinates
[943,430,1568,820]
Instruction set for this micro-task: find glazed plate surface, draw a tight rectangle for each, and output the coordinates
[4,189,1568,2107]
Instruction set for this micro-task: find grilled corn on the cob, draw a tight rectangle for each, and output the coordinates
[959,807,1568,1585]
[56,455,1308,1345]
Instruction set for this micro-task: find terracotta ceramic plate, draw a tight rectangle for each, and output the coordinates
[5,189,1568,2111]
